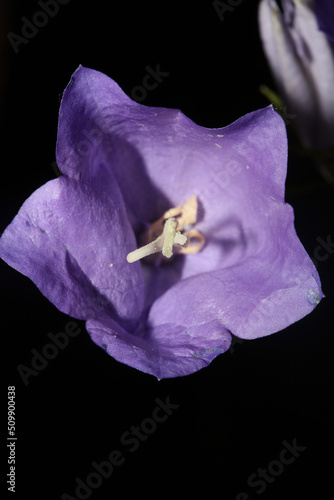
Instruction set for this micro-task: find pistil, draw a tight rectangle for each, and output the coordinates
[127,217,187,263]
[126,195,205,264]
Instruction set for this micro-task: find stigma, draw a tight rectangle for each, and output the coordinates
[126,195,205,264]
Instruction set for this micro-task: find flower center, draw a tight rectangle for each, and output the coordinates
[126,195,205,263]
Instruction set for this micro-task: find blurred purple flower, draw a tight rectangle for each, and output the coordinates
[259,0,334,149]
[0,66,323,379]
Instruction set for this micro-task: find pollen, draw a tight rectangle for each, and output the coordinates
[126,195,205,263]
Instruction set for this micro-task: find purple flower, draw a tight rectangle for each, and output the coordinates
[258,0,334,149]
[0,66,323,379]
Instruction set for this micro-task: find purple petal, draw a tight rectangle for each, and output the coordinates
[143,104,323,347]
[0,174,144,329]
[56,65,175,233]
[148,204,322,343]
[86,317,232,379]
[56,67,285,252]
[141,105,291,305]
[58,67,285,233]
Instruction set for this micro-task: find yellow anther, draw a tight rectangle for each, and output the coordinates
[147,194,198,243]
[178,229,205,254]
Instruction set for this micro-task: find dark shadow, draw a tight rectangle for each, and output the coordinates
[78,129,178,234]
[205,215,249,264]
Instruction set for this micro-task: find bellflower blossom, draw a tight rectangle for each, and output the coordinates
[258,0,334,150]
[0,66,323,379]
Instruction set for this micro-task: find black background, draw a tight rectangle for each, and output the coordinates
[1,1,333,499]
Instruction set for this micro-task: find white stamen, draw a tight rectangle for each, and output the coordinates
[126,217,187,263]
